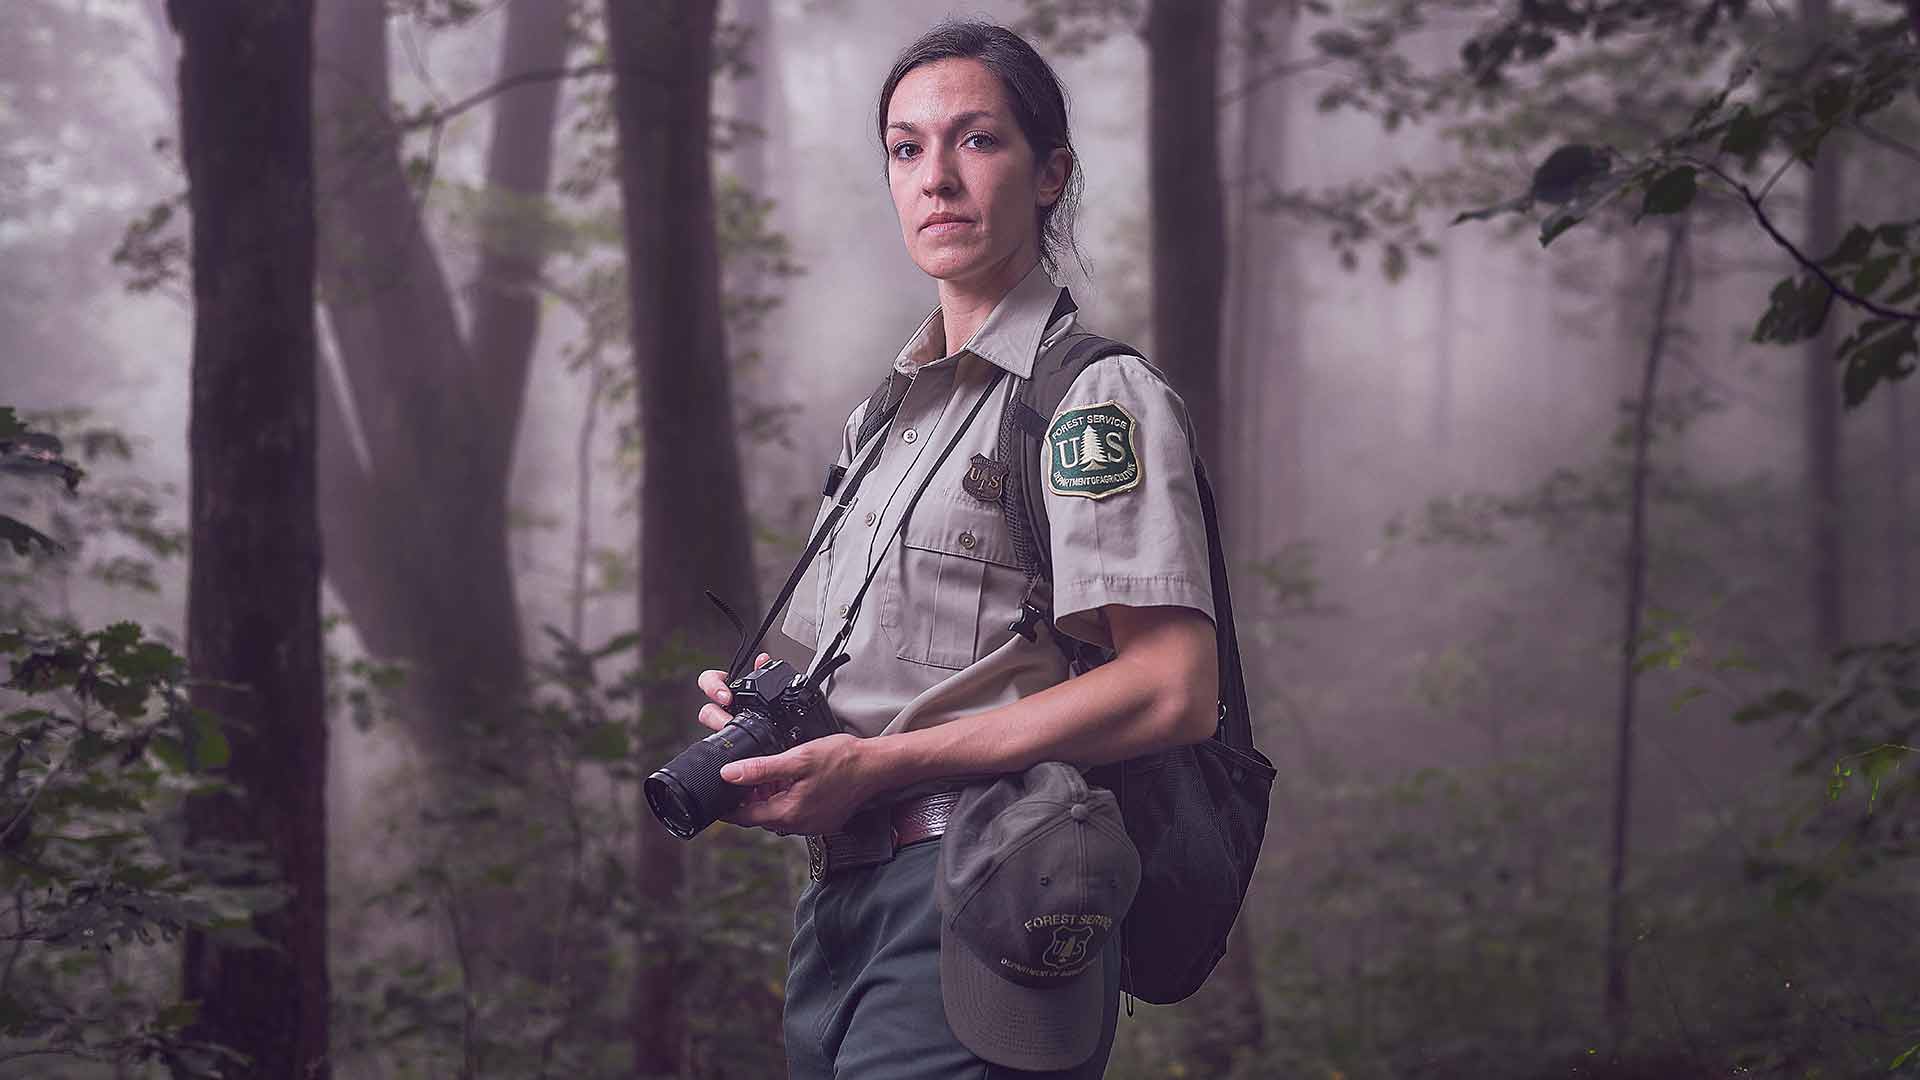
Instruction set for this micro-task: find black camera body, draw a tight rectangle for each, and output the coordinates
[645,657,839,840]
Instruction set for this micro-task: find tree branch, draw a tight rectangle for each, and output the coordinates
[1741,184,1920,324]
[1216,54,1336,106]
[1696,161,1920,324]
[397,63,614,132]
[1850,119,1920,167]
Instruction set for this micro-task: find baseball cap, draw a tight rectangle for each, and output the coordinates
[937,761,1140,1071]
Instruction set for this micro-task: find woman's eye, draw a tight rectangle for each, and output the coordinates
[963,132,995,149]
[891,142,919,161]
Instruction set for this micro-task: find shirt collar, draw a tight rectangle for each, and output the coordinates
[891,260,1072,380]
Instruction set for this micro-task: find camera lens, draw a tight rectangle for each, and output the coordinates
[645,708,784,839]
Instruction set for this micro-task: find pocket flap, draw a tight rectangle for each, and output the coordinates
[900,491,1019,569]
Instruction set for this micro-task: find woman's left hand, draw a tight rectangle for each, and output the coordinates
[719,734,886,836]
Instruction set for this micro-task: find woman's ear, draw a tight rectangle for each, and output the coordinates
[1037,147,1072,208]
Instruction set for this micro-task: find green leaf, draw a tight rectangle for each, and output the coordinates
[1638,166,1697,218]
[587,630,643,662]
[1891,1041,1919,1070]
[1811,77,1850,123]
[1382,243,1408,283]
[149,735,188,772]
[579,722,631,762]
[1822,224,1874,268]
[155,1000,200,1030]
[1853,253,1900,297]
[1311,29,1364,58]
[0,409,23,439]
[1452,192,1532,227]
[191,712,230,770]
[0,515,62,558]
[1718,105,1770,158]
[1752,277,1833,345]
[1841,323,1918,407]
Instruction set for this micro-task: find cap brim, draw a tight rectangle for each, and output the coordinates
[940,924,1106,1071]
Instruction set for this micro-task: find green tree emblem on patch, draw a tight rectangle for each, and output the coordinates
[1047,400,1141,500]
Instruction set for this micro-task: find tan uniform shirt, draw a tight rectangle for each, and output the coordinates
[781,261,1215,762]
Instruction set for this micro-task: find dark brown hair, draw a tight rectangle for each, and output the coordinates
[875,19,1088,280]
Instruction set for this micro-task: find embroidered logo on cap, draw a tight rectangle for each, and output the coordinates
[1042,925,1094,969]
[1046,401,1140,500]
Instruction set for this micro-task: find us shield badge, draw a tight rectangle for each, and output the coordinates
[962,453,1008,503]
[1046,400,1140,500]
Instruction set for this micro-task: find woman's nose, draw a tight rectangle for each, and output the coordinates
[919,144,959,197]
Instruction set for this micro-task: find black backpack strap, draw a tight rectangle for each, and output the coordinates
[997,333,1144,590]
[996,331,1250,746]
[854,370,910,454]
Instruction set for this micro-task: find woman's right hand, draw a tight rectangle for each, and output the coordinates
[695,653,793,825]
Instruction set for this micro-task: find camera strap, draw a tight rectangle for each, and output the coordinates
[804,365,1008,685]
[722,375,911,679]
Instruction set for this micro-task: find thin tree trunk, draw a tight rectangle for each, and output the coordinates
[1149,0,1264,1071]
[1225,0,1303,557]
[1890,385,1910,632]
[1603,220,1687,1046]
[1146,0,1228,471]
[607,1,764,1073]
[1432,240,1456,453]
[169,0,329,1073]
[1804,0,1846,656]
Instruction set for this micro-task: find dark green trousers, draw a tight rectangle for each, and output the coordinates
[784,837,1121,1079]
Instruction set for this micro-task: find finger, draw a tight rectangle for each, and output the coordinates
[728,788,798,829]
[757,652,771,668]
[697,669,733,707]
[697,703,731,732]
[721,748,802,787]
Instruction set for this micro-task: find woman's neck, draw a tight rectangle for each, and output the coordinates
[934,250,1040,358]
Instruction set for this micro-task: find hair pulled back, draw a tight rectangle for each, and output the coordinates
[875,19,1088,281]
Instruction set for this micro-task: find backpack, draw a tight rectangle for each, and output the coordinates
[853,299,1277,1005]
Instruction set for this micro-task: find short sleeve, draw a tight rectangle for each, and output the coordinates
[1042,355,1214,649]
[780,398,869,652]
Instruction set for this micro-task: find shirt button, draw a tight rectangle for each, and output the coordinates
[902,428,918,444]
[836,603,849,618]
[958,530,976,550]
[864,511,876,527]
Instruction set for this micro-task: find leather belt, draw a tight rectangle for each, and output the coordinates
[806,790,961,883]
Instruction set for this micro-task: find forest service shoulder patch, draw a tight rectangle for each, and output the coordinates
[1046,400,1141,500]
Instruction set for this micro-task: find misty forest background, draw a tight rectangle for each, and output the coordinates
[2,0,1917,1077]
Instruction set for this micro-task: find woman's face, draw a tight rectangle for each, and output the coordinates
[884,57,1069,291]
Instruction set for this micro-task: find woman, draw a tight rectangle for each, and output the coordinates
[693,18,1219,1078]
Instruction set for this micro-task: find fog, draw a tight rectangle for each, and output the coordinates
[2,0,1914,1076]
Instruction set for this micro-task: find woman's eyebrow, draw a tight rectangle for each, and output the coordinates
[887,110,995,135]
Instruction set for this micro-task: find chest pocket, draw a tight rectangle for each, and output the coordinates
[881,491,1024,669]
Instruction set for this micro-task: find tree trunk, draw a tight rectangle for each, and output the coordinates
[1803,0,1846,657]
[1146,0,1229,471]
[311,0,575,997]
[1889,385,1910,632]
[1224,0,1303,559]
[1431,240,1456,454]
[1149,0,1263,1072]
[311,0,568,772]
[607,1,765,1073]
[1603,220,1687,1047]
[170,0,329,1073]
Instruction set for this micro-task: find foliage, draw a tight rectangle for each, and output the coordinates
[1247,742,1920,1079]
[0,409,250,1077]
[1282,0,1920,405]
[325,619,794,1079]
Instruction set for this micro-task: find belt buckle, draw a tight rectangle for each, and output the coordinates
[806,834,825,882]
